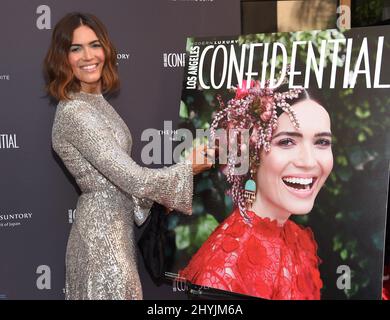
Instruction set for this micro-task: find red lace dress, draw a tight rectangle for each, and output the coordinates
[180,208,322,300]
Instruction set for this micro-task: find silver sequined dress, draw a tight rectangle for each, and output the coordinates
[52,91,193,300]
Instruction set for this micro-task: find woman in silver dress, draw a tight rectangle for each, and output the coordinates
[45,12,212,300]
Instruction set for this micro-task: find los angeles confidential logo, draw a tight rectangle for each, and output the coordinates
[0,134,19,149]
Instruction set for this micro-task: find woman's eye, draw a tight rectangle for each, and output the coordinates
[277,138,295,147]
[315,139,332,147]
[92,43,102,48]
[70,46,80,52]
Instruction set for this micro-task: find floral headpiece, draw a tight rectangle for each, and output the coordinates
[210,77,304,221]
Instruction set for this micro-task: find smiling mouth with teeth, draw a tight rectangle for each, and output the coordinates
[81,64,98,70]
[282,177,317,190]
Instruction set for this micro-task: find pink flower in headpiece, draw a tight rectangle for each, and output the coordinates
[235,80,256,100]
[259,96,274,122]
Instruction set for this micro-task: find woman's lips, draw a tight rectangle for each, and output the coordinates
[282,176,318,198]
[80,63,99,72]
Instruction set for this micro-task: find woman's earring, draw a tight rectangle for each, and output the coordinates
[244,169,256,207]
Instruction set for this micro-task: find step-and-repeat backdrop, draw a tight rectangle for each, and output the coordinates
[0,0,240,299]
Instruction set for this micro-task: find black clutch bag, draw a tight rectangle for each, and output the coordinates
[137,202,176,285]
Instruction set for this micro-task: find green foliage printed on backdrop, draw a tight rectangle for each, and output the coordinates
[174,28,390,299]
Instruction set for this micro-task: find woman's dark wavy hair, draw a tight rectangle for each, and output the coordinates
[44,12,119,101]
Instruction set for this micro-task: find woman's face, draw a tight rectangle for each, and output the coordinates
[255,99,333,218]
[68,25,105,93]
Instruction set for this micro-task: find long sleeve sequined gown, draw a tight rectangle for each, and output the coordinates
[52,91,193,300]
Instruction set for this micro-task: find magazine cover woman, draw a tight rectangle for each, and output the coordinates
[180,79,333,300]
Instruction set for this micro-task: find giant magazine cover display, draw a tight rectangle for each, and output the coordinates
[168,25,389,300]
